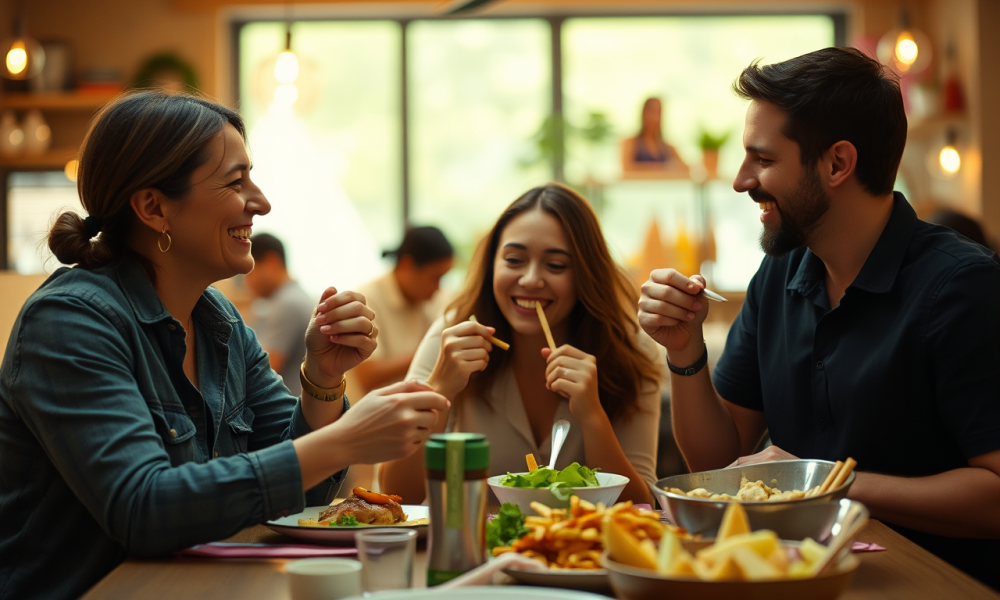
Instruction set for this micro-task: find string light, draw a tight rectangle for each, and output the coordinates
[2,17,45,80]
[876,6,931,75]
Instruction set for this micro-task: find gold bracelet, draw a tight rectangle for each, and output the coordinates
[299,363,346,402]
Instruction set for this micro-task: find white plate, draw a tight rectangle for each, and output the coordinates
[266,505,429,544]
[345,587,608,599]
[501,566,610,593]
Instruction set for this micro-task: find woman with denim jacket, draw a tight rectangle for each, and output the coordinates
[0,91,449,600]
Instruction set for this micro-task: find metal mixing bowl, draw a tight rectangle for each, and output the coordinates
[653,459,856,539]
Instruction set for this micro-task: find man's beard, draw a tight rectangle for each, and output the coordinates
[754,166,831,257]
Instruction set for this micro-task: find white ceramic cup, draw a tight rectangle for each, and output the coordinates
[286,558,363,600]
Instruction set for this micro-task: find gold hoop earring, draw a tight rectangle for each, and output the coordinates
[158,226,172,253]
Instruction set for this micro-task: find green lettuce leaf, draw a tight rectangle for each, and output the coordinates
[487,503,530,551]
[498,462,600,501]
[333,514,359,526]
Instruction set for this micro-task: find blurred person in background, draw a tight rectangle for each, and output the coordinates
[350,226,455,397]
[244,233,314,394]
[0,91,448,600]
[925,207,994,251]
[621,97,689,176]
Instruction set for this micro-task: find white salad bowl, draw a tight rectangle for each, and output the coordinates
[488,472,629,515]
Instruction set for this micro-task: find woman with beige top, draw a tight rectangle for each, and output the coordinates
[379,183,664,505]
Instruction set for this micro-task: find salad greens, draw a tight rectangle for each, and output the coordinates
[499,462,600,501]
[332,514,359,527]
[487,503,530,552]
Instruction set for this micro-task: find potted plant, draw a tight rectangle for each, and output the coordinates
[698,128,730,178]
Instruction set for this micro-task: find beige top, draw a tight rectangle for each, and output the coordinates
[346,271,449,400]
[407,316,666,487]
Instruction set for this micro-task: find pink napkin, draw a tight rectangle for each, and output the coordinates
[175,542,358,558]
[852,542,886,552]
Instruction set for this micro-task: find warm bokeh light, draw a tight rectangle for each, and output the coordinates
[274,50,300,84]
[64,159,79,182]
[273,82,299,107]
[895,33,918,65]
[5,41,27,75]
[8,128,23,146]
[939,146,961,174]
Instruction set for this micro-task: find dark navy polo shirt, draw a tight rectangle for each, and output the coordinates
[713,192,1000,587]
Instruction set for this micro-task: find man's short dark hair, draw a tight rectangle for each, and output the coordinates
[382,226,453,267]
[733,47,907,196]
[249,233,286,266]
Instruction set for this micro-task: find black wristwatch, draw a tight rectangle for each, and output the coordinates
[667,344,708,376]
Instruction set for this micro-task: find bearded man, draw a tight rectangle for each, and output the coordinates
[638,47,1000,589]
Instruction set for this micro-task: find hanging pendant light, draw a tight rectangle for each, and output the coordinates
[937,128,961,176]
[2,16,45,80]
[926,128,961,179]
[876,5,932,76]
[271,25,300,110]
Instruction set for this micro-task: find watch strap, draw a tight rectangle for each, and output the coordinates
[667,344,709,376]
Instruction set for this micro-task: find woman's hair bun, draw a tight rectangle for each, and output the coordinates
[47,211,114,268]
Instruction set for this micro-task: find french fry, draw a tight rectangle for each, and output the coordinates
[469,315,510,350]
[535,301,557,352]
[525,453,538,472]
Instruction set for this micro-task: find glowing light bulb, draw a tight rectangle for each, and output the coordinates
[274,50,299,84]
[5,41,27,75]
[939,146,961,174]
[273,83,299,107]
[895,32,919,66]
[64,159,79,182]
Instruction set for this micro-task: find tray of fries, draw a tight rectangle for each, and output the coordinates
[601,500,866,600]
[491,497,692,592]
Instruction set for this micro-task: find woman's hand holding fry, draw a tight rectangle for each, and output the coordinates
[426,320,494,401]
[543,345,601,422]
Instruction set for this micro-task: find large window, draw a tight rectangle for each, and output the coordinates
[239,21,401,294]
[235,12,839,294]
[408,19,551,262]
[561,16,835,289]
[7,172,81,274]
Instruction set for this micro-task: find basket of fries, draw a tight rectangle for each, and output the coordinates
[601,500,866,600]
[653,459,857,539]
[488,497,692,592]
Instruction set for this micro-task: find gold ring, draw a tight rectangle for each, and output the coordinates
[367,321,375,337]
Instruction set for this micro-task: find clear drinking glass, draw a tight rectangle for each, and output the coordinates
[354,528,418,592]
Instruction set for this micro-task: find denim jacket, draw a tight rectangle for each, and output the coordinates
[0,262,346,600]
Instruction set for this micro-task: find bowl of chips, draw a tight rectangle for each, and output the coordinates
[601,499,867,600]
[653,459,857,539]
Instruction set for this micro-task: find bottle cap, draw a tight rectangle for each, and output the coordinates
[424,432,489,471]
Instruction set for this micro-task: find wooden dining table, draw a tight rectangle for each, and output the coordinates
[80,519,1000,600]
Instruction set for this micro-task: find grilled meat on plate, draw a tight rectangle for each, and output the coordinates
[319,487,407,525]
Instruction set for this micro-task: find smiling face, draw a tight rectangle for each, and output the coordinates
[492,208,577,339]
[163,123,270,283]
[734,100,831,256]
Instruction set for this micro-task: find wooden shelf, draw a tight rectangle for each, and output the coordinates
[0,91,118,111]
[0,147,78,170]
[908,112,967,136]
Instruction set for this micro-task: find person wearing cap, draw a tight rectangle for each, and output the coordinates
[243,233,315,395]
[349,226,455,397]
